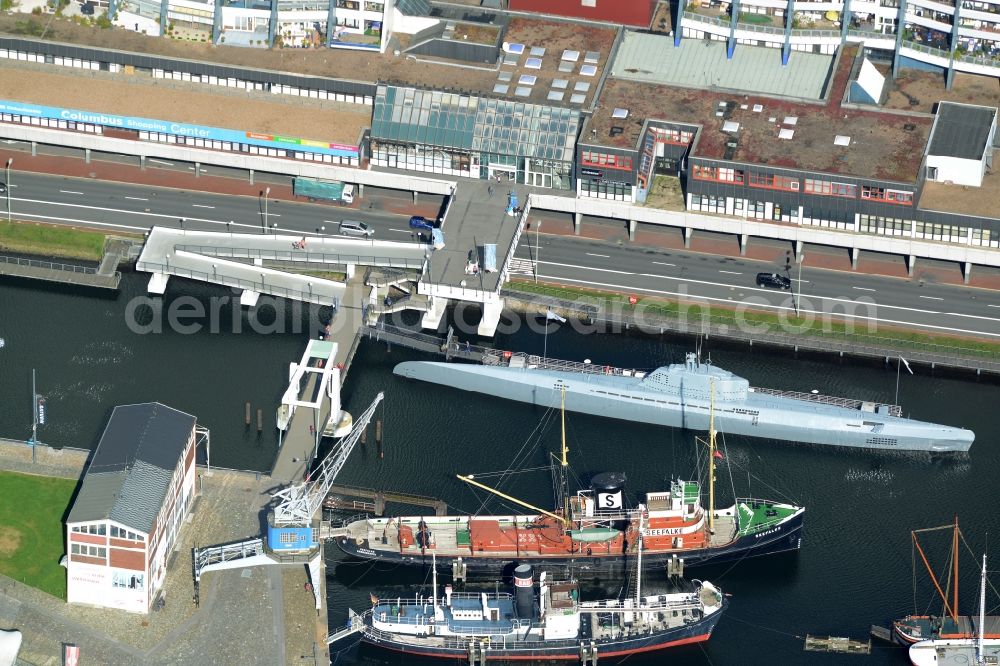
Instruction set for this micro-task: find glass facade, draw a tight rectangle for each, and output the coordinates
[371,85,578,188]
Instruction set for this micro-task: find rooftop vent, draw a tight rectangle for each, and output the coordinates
[753,104,763,113]
[783,116,798,126]
[609,126,624,137]
[612,108,629,119]
[724,138,739,161]
[903,123,916,131]
[779,128,794,140]
[722,120,740,133]
[834,135,851,146]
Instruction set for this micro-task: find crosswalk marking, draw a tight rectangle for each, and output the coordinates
[509,258,535,276]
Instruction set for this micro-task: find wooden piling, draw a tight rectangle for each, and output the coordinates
[360,427,367,446]
[257,409,263,433]
[245,402,251,426]
[376,420,383,459]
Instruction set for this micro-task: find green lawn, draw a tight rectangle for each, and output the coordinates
[0,471,76,599]
[0,220,107,261]
[507,280,1000,357]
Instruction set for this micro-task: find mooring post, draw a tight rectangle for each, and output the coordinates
[245,402,251,426]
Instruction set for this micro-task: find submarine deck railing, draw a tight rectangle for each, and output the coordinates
[749,386,902,417]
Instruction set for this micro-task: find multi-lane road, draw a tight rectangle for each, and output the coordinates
[2,169,999,338]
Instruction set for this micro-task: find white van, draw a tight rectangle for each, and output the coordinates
[339,220,374,238]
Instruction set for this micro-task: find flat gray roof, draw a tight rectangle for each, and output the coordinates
[927,102,996,160]
[611,32,833,101]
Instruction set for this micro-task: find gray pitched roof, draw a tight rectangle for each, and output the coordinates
[67,403,196,533]
[928,103,997,160]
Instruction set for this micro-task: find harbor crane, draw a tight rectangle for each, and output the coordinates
[192,392,384,609]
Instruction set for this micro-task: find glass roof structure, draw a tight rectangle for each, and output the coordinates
[372,85,580,162]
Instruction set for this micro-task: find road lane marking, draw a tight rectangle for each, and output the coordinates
[59,190,84,195]
[124,196,148,201]
[537,273,1000,339]
[988,304,1000,309]
[652,261,675,267]
[919,296,944,301]
[389,228,410,233]
[586,252,610,258]
[718,270,742,275]
[541,259,999,325]
[192,204,215,209]
[149,159,174,166]
[852,287,876,292]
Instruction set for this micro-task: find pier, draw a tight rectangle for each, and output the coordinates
[804,635,871,654]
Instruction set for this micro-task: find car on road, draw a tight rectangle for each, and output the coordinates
[339,219,373,238]
[409,216,435,232]
[0,182,6,194]
[756,272,792,290]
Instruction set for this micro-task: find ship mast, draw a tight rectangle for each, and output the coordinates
[560,387,570,522]
[708,379,716,535]
[954,515,960,627]
[978,553,987,664]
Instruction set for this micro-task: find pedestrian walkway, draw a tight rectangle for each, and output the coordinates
[137,227,427,306]
[269,276,370,484]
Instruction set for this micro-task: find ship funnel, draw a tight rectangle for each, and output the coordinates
[444,584,453,608]
[513,564,534,618]
[591,472,626,511]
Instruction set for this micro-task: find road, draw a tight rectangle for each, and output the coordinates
[2,169,999,339]
[1,167,442,240]
[516,229,1000,340]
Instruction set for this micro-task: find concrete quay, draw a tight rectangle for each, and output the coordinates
[0,455,327,665]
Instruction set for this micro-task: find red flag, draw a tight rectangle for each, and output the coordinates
[713,450,724,460]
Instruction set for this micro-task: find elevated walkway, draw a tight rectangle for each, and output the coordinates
[323,483,448,516]
[136,227,428,305]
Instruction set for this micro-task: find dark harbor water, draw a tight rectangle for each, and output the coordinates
[2,272,998,665]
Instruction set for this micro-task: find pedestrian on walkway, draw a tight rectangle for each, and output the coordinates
[488,185,494,198]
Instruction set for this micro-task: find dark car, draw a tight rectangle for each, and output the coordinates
[80,1,95,15]
[0,182,6,194]
[756,272,792,290]
[409,216,435,232]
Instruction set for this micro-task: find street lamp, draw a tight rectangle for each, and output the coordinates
[228,220,233,235]
[794,253,805,315]
[272,222,278,235]
[534,220,542,285]
[165,253,170,270]
[180,217,186,234]
[263,187,271,232]
[5,158,12,223]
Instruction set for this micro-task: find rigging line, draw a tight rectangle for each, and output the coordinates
[488,405,556,492]
[721,431,737,507]
[696,640,717,666]
[959,530,1000,603]
[724,613,806,639]
[470,466,555,478]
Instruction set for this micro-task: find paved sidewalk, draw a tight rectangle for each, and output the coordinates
[529,209,1000,291]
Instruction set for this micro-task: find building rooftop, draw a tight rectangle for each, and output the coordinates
[0,60,370,146]
[927,102,996,160]
[883,69,1000,114]
[918,172,1000,220]
[0,14,614,107]
[611,33,833,101]
[67,403,196,534]
[589,46,933,182]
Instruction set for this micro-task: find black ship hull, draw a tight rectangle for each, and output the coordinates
[336,511,803,578]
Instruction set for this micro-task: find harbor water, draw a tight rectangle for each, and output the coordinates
[1,272,998,665]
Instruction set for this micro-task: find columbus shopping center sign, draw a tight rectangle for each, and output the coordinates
[0,100,358,158]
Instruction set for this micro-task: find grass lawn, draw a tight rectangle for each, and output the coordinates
[0,471,76,599]
[507,280,1000,357]
[0,220,107,261]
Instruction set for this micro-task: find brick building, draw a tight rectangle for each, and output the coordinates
[65,403,198,614]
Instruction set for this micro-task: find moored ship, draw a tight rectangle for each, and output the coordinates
[394,352,974,453]
[335,384,804,577]
[341,557,727,661]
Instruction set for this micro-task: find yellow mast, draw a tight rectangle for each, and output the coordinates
[457,474,570,526]
[708,379,716,535]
